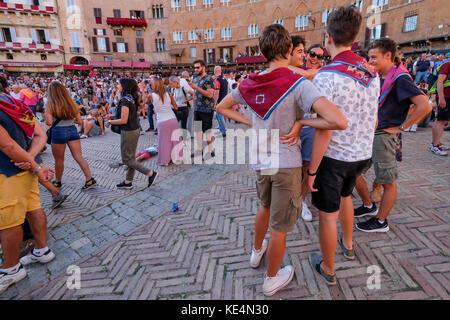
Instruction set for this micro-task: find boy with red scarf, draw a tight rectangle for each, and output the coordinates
[296,6,380,285]
[216,24,347,296]
[354,39,431,232]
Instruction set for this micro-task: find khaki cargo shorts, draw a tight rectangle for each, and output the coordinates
[255,168,302,233]
[372,132,399,185]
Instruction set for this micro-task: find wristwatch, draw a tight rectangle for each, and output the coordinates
[398,124,405,132]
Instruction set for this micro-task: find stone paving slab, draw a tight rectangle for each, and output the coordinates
[1,124,449,300]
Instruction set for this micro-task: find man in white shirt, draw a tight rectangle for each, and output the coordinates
[10,85,21,100]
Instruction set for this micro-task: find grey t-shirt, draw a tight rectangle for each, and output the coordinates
[232,75,323,170]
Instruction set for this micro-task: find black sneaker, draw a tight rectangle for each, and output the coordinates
[356,217,389,233]
[354,203,378,218]
[309,253,336,285]
[52,193,68,209]
[338,233,355,260]
[117,181,133,189]
[148,171,158,188]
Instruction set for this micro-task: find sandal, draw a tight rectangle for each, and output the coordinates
[82,177,97,190]
[52,181,62,189]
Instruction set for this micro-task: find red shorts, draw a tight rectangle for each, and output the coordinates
[137,151,151,160]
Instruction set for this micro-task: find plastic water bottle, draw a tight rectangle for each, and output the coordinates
[172,204,179,212]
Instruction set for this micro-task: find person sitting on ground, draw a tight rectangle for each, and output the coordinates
[80,108,104,138]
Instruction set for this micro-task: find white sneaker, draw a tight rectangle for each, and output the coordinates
[263,265,295,297]
[250,239,268,268]
[439,144,450,151]
[406,124,417,132]
[0,265,27,294]
[430,144,448,156]
[20,249,55,266]
[301,201,312,222]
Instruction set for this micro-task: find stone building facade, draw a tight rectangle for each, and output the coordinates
[166,0,449,66]
[0,0,64,74]
[1,0,448,74]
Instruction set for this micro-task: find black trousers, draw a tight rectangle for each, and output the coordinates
[176,106,189,130]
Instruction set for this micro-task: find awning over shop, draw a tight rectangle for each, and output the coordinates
[236,55,267,64]
[0,61,61,67]
[169,48,185,56]
[64,64,91,70]
[132,61,151,68]
[90,61,112,68]
[111,61,132,68]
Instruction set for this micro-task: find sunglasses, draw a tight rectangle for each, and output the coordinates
[309,51,324,60]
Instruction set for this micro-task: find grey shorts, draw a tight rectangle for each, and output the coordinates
[300,126,315,162]
[362,132,398,185]
[255,168,303,233]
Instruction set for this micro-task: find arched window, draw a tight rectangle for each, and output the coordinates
[155,32,166,52]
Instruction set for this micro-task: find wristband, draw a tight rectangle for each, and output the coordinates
[307,170,317,176]
[32,165,42,175]
[398,124,405,132]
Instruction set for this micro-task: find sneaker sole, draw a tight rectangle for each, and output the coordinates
[21,252,56,265]
[117,186,133,190]
[354,209,379,218]
[355,224,390,233]
[263,269,294,297]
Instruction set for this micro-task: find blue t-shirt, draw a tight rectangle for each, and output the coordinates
[416,60,430,72]
[376,76,423,131]
[0,94,41,177]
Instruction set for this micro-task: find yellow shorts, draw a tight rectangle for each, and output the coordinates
[0,171,41,231]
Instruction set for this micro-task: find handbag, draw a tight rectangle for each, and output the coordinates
[110,104,122,134]
[46,118,61,145]
[111,95,135,134]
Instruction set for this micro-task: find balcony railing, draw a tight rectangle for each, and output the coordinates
[70,47,84,54]
[0,2,57,15]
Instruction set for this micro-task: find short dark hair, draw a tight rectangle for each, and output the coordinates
[368,38,398,62]
[259,24,292,62]
[193,59,206,67]
[0,74,8,93]
[327,6,362,47]
[291,36,305,51]
[307,44,324,54]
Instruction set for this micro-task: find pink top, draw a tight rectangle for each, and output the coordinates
[20,89,38,106]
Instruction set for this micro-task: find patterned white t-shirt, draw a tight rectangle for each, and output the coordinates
[313,71,380,162]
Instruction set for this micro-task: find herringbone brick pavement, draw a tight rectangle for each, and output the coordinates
[2,124,450,300]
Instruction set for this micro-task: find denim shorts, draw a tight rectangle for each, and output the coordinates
[300,126,315,162]
[51,125,80,144]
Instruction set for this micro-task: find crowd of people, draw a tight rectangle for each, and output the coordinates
[0,4,449,297]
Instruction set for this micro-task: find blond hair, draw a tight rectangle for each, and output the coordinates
[152,78,167,104]
[46,81,79,120]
